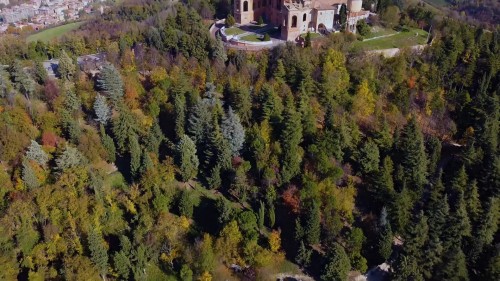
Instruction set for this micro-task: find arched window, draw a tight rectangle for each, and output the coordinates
[303,13,307,21]
[243,1,248,11]
[291,15,297,27]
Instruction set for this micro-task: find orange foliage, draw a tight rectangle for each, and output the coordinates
[408,75,416,89]
[282,185,301,214]
[42,131,59,148]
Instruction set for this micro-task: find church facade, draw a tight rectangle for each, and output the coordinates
[233,0,369,41]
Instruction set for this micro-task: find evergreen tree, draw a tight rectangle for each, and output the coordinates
[180,265,193,281]
[100,126,116,163]
[321,243,351,281]
[178,190,194,218]
[305,199,321,245]
[258,201,265,230]
[113,236,132,280]
[21,160,40,189]
[280,97,303,183]
[129,135,141,179]
[378,223,393,261]
[176,135,199,182]
[426,135,441,177]
[221,107,245,157]
[339,4,347,28]
[25,140,48,166]
[274,59,286,82]
[435,245,469,281]
[55,146,86,172]
[404,212,429,264]
[174,90,187,141]
[88,229,108,280]
[34,61,47,84]
[212,35,227,63]
[396,117,428,191]
[58,50,75,80]
[112,106,137,153]
[356,139,380,175]
[94,94,111,125]
[97,64,124,104]
[296,240,312,267]
[144,120,164,154]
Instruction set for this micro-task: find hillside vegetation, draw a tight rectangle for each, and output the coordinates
[0,0,498,281]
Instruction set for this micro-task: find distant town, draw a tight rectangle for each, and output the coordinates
[0,0,102,34]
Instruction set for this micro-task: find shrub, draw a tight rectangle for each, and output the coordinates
[263,33,271,41]
[356,19,371,37]
[226,14,236,27]
[258,16,264,25]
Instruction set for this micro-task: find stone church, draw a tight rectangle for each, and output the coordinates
[233,0,369,41]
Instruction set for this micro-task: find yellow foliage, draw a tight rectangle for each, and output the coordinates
[121,49,136,72]
[352,80,376,118]
[319,178,357,221]
[180,216,191,229]
[150,66,168,86]
[268,230,281,253]
[198,271,212,281]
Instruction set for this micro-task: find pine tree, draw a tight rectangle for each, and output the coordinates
[176,135,199,182]
[113,236,132,280]
[100,126,116,163]
[258,201,265,230]
[280,97,303,183]
[378,223,393,261]
[34,61,47,84]
[112,106,137,153]
[465,180,482,224]
[144,120,164,154]
[274,59,286,82]
[140,150,154,175]
[221,106,245,157]
[296,240,312,267]
[58,50,75,80]
[356,139,380,175]
[435,245,469,281]
[94,94,111,125]
[212,35,227,63]
[178,190,194,218]
[397,117,428,191]
[404,212,429,264]
[321,243,351,281]
[174,90,186,141]
[129,135,141,179]
[88,229,109,280]
[55,146,85,172]
[25,140,48,166]
[22,160,40,189]
[305,199,321,245]
[268,204,276,228]
[97,64,124,104]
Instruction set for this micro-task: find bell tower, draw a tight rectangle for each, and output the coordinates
[234,0,254,24]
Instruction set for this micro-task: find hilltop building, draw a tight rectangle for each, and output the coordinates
[234,0,369,41]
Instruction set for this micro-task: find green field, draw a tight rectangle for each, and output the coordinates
[27,22,84,43]
[240,34,265,42]
[352,28,429,51]
[224,27,246,36]
[300,32,322,40]
[364,26,398,39]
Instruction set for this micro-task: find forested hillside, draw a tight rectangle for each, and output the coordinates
[0,0,498,280]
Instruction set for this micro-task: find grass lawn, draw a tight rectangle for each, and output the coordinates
[300,32,322,40]
[27,22,84,43]
[364,26,398,39]
[240,33,267,42]
[224,27,246,35]
[352,28,429,51]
